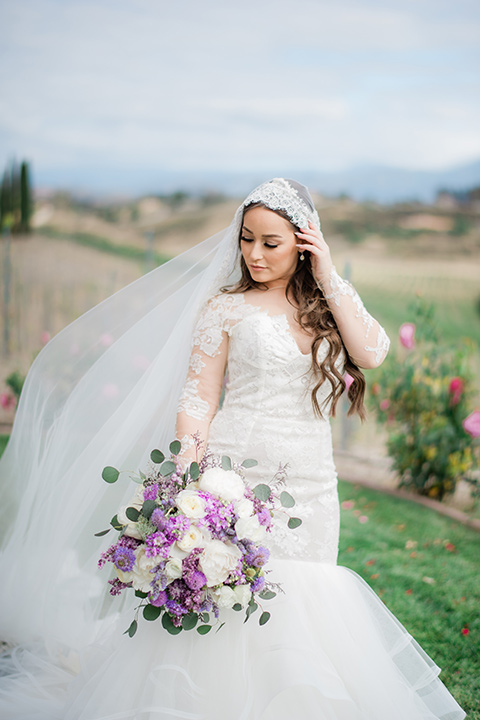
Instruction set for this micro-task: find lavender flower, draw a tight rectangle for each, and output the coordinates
[245,546,270,567]
[113,547,136,572]
[151,508,168,531]
[251,576,265,593]
[184,570,207,591]
[149,589,168,607]
[143,483,159,502]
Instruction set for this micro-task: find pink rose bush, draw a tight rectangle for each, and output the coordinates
[97,440,301,637]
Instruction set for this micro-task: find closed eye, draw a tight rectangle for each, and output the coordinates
[240,236,278,249]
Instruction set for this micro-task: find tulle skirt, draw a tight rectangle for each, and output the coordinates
[0,559,465,720]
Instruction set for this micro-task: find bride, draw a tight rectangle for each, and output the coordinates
[0,178,465,719]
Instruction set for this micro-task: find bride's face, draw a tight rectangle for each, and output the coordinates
[240,205,299,288]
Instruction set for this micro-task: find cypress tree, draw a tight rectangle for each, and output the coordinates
[0,169,12,231]
[20,161,32,232]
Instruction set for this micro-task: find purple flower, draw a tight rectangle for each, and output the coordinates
[256,508,272,528]
[113,547,136,572]
[107,578,131,596]
[251,576,265,593]
[151,508,168,531]
[149,589,168,607]
[246,546,270,567]
[184,570,207,591]
[145,531,174,559]
[144,483,159,502]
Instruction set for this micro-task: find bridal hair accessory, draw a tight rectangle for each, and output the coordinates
[242,177,321,230]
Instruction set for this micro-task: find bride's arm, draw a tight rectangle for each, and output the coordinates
[175,297,229,466]
[295,222,390,368]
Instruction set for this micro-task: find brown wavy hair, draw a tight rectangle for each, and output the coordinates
[224,202,366,419]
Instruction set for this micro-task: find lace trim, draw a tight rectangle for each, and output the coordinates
[365,325,391,365]
[322,267,375,336]
[243,178,320,230]
[189,352,206,375]
[177,378,210,420]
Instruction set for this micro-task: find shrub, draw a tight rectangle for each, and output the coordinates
[370,298,480,500]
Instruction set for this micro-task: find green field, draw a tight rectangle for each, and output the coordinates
[338,480,479,718]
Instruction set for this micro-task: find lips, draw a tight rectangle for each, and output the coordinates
[250,265,266,271]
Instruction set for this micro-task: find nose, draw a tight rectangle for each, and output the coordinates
[250,240,264,262]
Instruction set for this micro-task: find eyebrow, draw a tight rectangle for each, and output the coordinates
[242,225,284,239]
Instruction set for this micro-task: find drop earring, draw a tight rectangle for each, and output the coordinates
[299,253,305,261]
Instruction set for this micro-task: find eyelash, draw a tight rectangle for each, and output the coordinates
[241,236,278,249]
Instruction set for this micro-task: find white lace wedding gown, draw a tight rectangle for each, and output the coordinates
[0,292,466,720]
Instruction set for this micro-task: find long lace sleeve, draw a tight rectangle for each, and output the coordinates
[175,296,231,465]
[318,267,390,368]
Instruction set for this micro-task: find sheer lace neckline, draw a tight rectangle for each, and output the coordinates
[233,292,312,358]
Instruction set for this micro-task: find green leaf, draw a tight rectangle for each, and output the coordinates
[94,528,111,537]
[169,440,182,456]
[150,449,164,464]
[232,603,242,612]
[259,611,271,626]
[221,455,232,470]
[142,500,158,519]
[280,491,295,508]
[102,466,119,483]
[189,462,200,481]
[129,474,144,485]
[123,619,138,638]
[143,604,161,621]
[139,470,146,480]
[287,517,302,529]
[161,613,182,635]
[259,589,276,600]
[215,622,225,633]
[135,590,148,599]
[160,460,177,476]
[110,514,123,530]
[241,458,258,468]
[244,601,258,622]
[200,612,210,624]
[253,484,271,502]
[197,625,212,635]
[181,612,198,631]
[126,506,140,522]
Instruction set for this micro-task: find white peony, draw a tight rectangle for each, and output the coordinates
[118,546,158,593]
[164,557,183,583]
[234,498,254,519]
[199,540,242,587]
[211,585,236,609]
[235,515,266,543]
[233,583,252,608]
[199,467,245,503]
[177,524,205,553]
[176,489,206,519]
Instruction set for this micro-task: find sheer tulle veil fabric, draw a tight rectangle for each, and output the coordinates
[0,178,319,651]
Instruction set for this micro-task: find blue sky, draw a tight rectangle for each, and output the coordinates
[1,0,479,191]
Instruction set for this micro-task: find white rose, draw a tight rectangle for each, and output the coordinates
[165,557,183,583]
[199,539,242,587]
[177,524,205,553]
[234,498,254,519]
[235,515,266,543]
[211,585,236,609]
[199,467,245,503]
[176,489,206,518]
[233,584,252,608]
[130,546,159,592]
[116,506,143,540]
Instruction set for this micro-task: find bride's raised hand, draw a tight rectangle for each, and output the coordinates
[295,220,333,286]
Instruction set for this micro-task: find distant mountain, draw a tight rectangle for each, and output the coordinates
[36,159,480,204]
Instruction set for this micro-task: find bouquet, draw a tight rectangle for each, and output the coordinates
[96,439,301,637]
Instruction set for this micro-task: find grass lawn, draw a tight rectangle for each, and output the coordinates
[0,435,8,457]
[338,480,480,718]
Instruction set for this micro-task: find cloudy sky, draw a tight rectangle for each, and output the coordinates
[1,0,479,192]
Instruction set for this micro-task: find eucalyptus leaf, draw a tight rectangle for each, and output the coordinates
[244,601,258,623]
[160,460,176,476]
[181,612,198,631]
[94,528,111,537]
[128,474,144,485]
[139,470,146,480]
[259,611,271,626]
[143,604,161,621]
[102,466,119,484]
[259,589,276,600]
[135,590,148,599]
[124,619,138,638]
[162,613,182,635]
[232,603,242,612]
[215,622,225,633]
[253,484,271,502]
[150,449,164,464]
[241,458,258,468]
[197,625,212,635]
[287,517,302,530]
[142,500,158,519]
[280,491,295,508]
[169,440,182,456]
[189,462,200,481]
[110,514,123,530]
[221,455,232,470]
[200,612,210,623]
[126,506,140,522]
